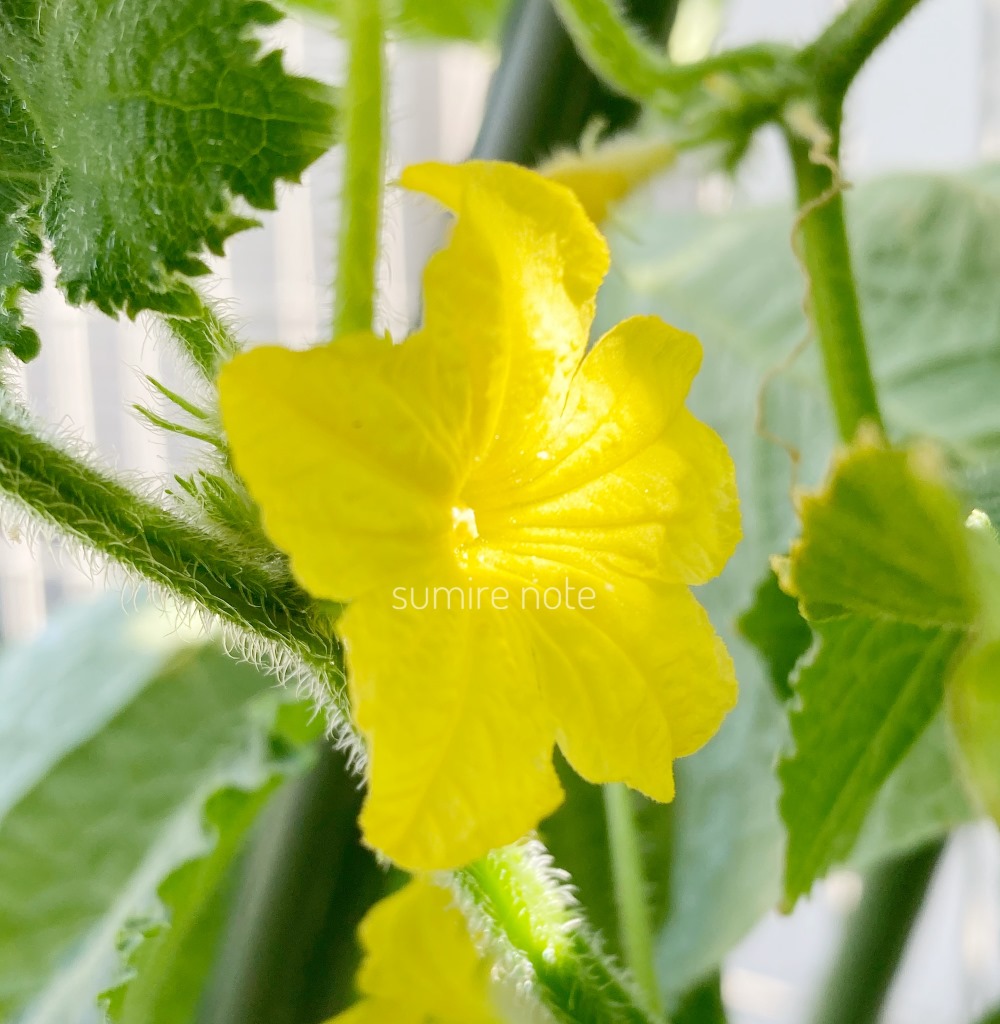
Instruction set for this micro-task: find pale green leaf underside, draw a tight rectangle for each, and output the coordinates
[598,167,1000,996]
[0,0,336,354]
[0,596,297,1022]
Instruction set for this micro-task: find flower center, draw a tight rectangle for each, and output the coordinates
[451,503,479,545]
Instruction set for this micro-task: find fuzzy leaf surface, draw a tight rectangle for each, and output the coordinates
[0,0,336,345]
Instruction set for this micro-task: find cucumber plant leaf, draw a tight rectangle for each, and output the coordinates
[738,570,812,702]
[0,74,45,359]
[0,0,337,356]
[776,436,977,627]
[780,616,965,904]
[0,595,314,1022]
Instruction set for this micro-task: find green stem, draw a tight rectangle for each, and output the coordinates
[603,784,663,1017]
[549,0,790,107]
[801,0,924,97]
[786,107,885,440]
[457,843,661,1024]
[811,839,944,1024]
[0,406,346,703]
[332,0,385,338]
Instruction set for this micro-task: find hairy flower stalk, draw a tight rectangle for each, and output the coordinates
[0,404,345,702]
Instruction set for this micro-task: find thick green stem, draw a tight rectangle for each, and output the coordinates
[811,840,944,1024]
[801,0,924,96]
[332,0,385,338]
[0,407,345,703]
[457,843,661,1024]
[204,743,390,1024]
[604,784,663,1016]
[787,111,885,440]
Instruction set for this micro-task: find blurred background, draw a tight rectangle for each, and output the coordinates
[2,0,999,1021]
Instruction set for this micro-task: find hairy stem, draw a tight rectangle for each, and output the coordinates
[801,0,924,97]
[787,107,885,440]
[549,0,790,108]
[457,843,661,1024]
[604,784,663,1017]
[811,840,944,1024]
[0,407,346,704]
[332,0,385,338]
[164,298,242,380]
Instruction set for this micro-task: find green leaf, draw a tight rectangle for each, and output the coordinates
[948,640,1000,823]
[851,711,974,870]
[0,0,336,346]
[597,167,1000,995]
[779,617,964,903]
[778,437,976,627]
[737,570,812,701]
[672,972,726,1024]
[288,0,511,42]
[99,780,285,1024]
[0,594,307,1022]
[0,72,45,359]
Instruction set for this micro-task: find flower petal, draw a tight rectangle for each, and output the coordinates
[540,137,676,224]
[471,548,736,798]
[400,160,609,488]
[218,332,473,602]
[342,567,562,870]
[476,315,741,585]
[329,879,503,1024]
[536,576,735,796]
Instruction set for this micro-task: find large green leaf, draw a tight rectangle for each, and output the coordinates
[598,167,1000,996]
[0,595,307,1022]
[852,710,974,869]
[775,437,983,902]
[780,617,965,903]
[0,0,336,354]
[99,699,327,1024]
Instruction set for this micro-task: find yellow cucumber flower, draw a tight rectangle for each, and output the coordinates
[219,160,740,871]
[327,879,504,1024]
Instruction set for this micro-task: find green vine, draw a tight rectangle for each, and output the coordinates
[457,843,661,1024]
[0,405,345,699]
[332,0,386,338]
